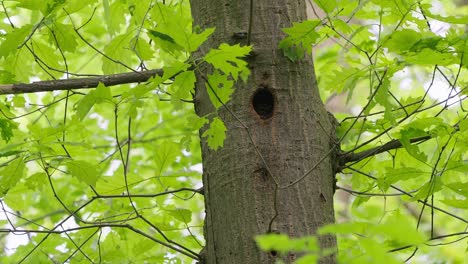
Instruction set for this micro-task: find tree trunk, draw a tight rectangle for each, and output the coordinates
[191,0,336,263]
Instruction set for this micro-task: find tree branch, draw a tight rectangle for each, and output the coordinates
[339,135,431,167]
[0,69,164,95]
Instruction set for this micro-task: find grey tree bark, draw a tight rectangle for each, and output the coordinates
[191,0,337,263]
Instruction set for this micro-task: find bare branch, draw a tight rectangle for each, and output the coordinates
[339,135,431,167]
[0,69,164,95]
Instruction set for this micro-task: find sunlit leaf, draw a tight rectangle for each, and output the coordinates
[0,157,26,196]
[255,233,318,254]
[383,29,422,53]
[0,119,18,142]
[204,43,251,80]
[0,25,33,59]
[420,4,468,24]
[166,208,192,223]
[171,70,196,99]
[412,177,443,201]
[206,70,234,109]
[75,82,112,120]
[440,199,468,209]
[279,20,321,61]
[24,172,47,191]
[154,141,178,176]
[202,117,226,150]
[313,0,337,13]
[66,160,100,186]
[399,128,428,163]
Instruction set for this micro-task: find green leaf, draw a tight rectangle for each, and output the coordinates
[94,82,113,103]
[103,0,114,36]
[256,233,289,253]
[0,119,18,142]
[399,128,428,163]
[102,33,135,74]
[383,29,422,53]
[166,208,192,223]
[48,23,78,53]
[297,254,319,264]
[75,83,112,120]
[355,238,401,264]
[420,5,468,24]
[0,157,26,196]
[132,238,156,256]
[15,0,48,12]
[0,70,16,84]
[75,91,96,120]
[379,167,428,189]
[150,3,214,53]
[405,48,457,66]
[186,115,208,131]
[162,61,191,81]
[256,233,318,255]
[63,0,96,14]
[440,199,468,209]
[66,160,100,186]
[373,77,396,124]
[149,30,178,45]
[351,195,371,208]
[0,150,24,158]
[405,117,445,131]
[171,71,196,99]
[202,117,226,150]
[323,66,363,94]
[446,182,468,197]
[133,37,154,60]
[204,43,251,81]
[12,95,26,107]
[0,25,33,59]
[24,172,47,191]
[206,70,234,109]
[313,0,337,13]
[279,20,321,61]
[188,27,215,52]
[412,177,442,201]
[154,141,178,176]
[376,211,427,246]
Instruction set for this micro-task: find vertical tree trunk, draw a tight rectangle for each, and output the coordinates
[191,0,336,263]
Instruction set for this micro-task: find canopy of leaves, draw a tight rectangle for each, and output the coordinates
[0,0,249,262]
[0,0,466,263]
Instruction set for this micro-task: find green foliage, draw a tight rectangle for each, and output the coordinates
[255,233,320,263]
[149,2,215,53]
[202,117,227,150]
[0,0,466,263]
[0,118,17,142]
[0,0,219,262]
[75,82,113,120]
[204,43,251,81]
[204,43,251,110]
[279,20,321,61]
[66,159,101,186]
[202,43,251,148]
[0,157,26,196]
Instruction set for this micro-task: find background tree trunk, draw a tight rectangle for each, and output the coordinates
[191,0,337,263]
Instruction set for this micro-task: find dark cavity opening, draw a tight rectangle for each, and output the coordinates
[252,88,274,119]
